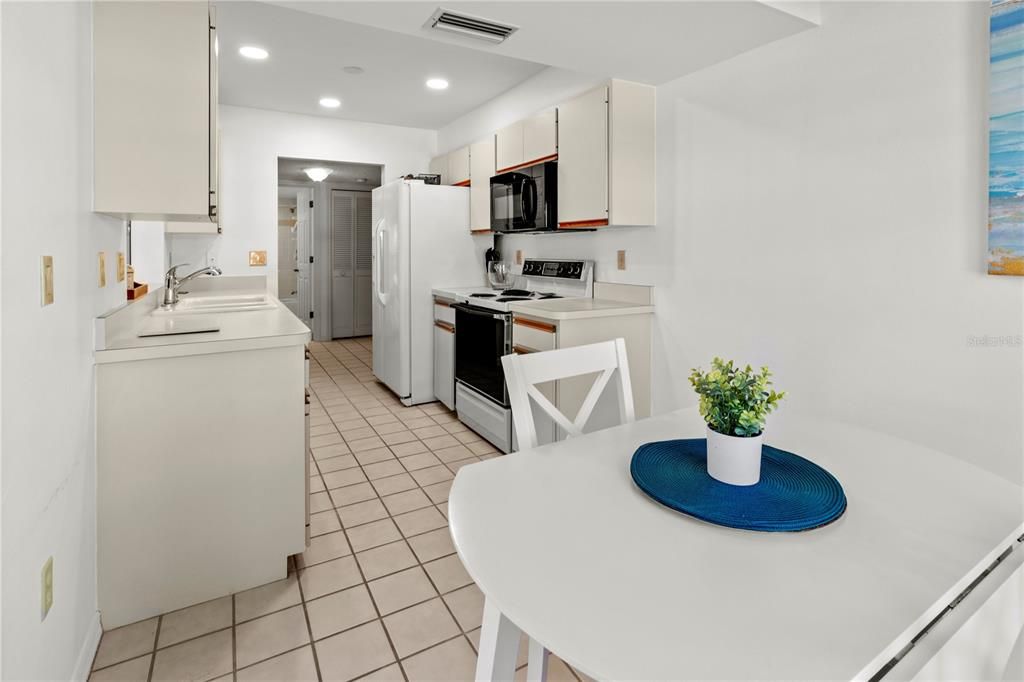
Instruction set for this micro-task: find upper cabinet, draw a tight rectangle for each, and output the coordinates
[429,154,449,185]
[557,80,655,228]
[469,137,495,233]
[94,2,218,222]
[495,108,557,173]
[447,146,471,186]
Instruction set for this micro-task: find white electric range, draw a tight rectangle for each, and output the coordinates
[435,259,593,453]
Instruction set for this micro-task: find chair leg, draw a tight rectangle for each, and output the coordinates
[475,597,522,681]
[526,638,549,682]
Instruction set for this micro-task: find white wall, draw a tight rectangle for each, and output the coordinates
[441,2,1024,484]
[1,2,127,679]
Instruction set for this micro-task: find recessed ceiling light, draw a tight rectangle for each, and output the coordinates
[343,66,365,75]
[238,45,269,60]
[303,168,333,182]
[426,78,449,90]
[319,97,341,109]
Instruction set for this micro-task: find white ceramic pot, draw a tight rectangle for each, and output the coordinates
[706,426,763,486]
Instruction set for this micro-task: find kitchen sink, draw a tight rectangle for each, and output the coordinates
[152,293,276,315]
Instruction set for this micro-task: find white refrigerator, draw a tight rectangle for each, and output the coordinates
[372,179,483,405]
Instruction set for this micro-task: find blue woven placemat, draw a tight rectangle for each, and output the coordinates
[630,439,847,532]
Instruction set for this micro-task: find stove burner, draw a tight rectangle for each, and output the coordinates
[470,293,497,298]
[537,293,562,299]
[496,296,532,302]
[501,289,533,297]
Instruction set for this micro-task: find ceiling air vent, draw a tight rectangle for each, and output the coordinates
[426,8,518,44]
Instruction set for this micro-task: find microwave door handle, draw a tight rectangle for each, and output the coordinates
[524,178,538,223]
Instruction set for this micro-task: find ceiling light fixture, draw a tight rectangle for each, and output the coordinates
[238,45,269,60]
[343,66,365,75]
[426,78,449,90]
[319,97,341,108]
[303,167,333,182]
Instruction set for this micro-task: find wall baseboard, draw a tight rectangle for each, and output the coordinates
[71,611,102,681]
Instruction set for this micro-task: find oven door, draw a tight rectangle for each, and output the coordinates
[453,303,511,406]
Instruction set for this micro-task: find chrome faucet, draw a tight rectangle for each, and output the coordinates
[162,263,222,307]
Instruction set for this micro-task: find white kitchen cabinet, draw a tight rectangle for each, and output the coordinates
[429,154,448,184]
[495,121,524,173]
[557,80,655,228]
[447,146,471,186]
[94,2,218,222]
[469,136,495,232]
[495,108,557,173]
[522,108,558,167]
[433,299,456,409]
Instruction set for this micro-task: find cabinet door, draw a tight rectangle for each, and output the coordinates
[522,108,557,166]
[429,154,448,185]
[495,121,524,173]
[469,137,495,232]
[557,86,609,228]
[433,322,455,410]
[447,146,471,186]
[94,1,213,221]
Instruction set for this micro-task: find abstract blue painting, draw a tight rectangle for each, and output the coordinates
[990,0,1024,275]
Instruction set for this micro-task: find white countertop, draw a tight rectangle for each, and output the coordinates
[449,407,1023,681]
[509,297,654,320]
[95,279,311,364]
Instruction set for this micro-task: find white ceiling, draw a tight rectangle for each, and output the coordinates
[277,157,383,185]
[217,2,547,129]
[274,1,818,86]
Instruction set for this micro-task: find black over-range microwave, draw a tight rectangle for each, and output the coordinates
[490,161,557,233]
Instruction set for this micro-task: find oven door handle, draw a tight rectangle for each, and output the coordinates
[451,302,509,321]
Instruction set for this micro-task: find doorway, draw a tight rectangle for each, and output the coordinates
[277,158,382,341]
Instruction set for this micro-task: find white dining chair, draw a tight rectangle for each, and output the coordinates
[500,338,635,681]
[502,338,635,451]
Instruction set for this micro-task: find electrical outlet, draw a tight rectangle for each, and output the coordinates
[116,252,125,282]
[515,250,523,265]
[41,256,54,306]
[41,556,53,620]
[617,250,626,270]
[98,252,107,287]
[249,250,267,267]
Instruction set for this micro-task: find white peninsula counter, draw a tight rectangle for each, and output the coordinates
[94,277,311,627]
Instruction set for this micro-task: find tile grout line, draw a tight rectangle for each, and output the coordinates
[146,615,162,682]
[293,557,325,682]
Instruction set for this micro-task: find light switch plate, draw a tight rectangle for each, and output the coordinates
[249,250,267,267]
[41,556,53,620]
[617,250,626,270]
[98,252,107,287]
[116,252,125,282]
[41,256,54,306]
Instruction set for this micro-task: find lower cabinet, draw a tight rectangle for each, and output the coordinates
[433,299,456,409]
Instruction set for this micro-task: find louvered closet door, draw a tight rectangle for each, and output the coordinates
[353,194,373,336]
[331,191,355,338]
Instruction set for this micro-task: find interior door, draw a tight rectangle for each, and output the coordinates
[295,187,313,329]
[331,190,355,338]
[353,194,373,336]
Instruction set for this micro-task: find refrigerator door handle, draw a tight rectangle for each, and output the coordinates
[375,221,388,306]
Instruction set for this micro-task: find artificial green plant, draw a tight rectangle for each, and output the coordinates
[688,357,785,437]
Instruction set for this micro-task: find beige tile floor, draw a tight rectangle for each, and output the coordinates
[89,338,587,682]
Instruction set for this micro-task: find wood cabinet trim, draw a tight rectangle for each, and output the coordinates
[512,344,538,355]
[495,153,559,175]
[434,320,455,333]
[433,298,454,307]
[453,179,471,187]
[559,218,609,229]
[513,317,557,334]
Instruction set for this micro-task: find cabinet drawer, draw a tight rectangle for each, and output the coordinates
[433,300,455,325]
[512,317,556,353]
